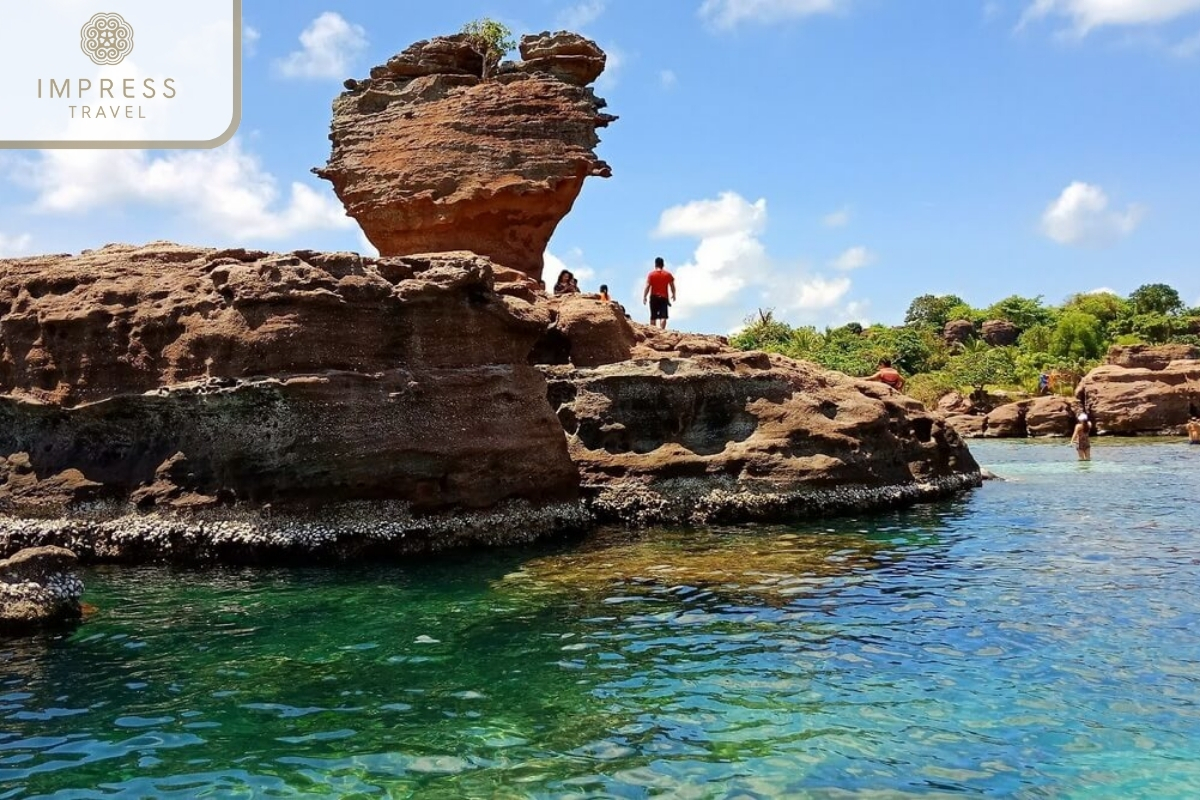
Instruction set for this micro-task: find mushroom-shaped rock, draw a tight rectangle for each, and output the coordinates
[317,31,617,281]
[0,546,84,633]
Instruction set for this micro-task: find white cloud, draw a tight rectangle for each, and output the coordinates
[1040,181,1144,246]
[831,246,876,271]
[822,206,852,227]
[546,248,597,287]
[557,1,606,29]
[244,24,261,58]
[700,0,850,29]
[791,275,852,310]
[655,192,768,239]
[358,229,379,257]
[0,232,33,257]
[275,12,367,80]
[653,191,859,323]
[595,44,625,91]
[15,140,352,242]
[1172,29,1200,55]
[1086,286,1119,295]
[660,69,678,89]
[1020,0,1200,33]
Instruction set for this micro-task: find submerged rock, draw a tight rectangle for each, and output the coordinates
[0,546,83,633]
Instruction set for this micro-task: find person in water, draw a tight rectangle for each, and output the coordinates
[1071,413,1092,461]
[642,257,676,329]
[867,359,905,391]
[553,270,579,296]
[1188,417,1200,445]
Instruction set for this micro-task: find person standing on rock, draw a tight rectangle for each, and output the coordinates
[1187,417,1200,445]
[1071,413,1092,461]
[643,257,676,329]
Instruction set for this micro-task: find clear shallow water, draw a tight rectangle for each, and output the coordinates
[3,441,1200,798]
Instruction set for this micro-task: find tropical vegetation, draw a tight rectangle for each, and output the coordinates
[731,284,1200,408]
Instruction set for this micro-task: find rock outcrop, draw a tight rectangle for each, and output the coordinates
[1105,344,1200,371]
[982,319,1019,347]
[0,244,583,561]
[943,319,974,345]
[537,315,980,526]
[1076,357,1200,435]
[947,395,1078,439]
[316,32,615,281]
[0,29,986,562]
[0,546,82,633]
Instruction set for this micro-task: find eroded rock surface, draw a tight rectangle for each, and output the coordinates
[0,244,580,559]
[1106,344,1200,371]
[0,546,82,633]
[538,327,980,526]
[316,32,615,280]
[1077,359,1200,435]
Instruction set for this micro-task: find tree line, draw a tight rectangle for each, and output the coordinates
[731,284,1200,407]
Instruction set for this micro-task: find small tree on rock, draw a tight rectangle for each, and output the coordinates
[461,18,515,79]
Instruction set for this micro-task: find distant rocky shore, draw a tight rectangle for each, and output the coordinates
[943,344,1200,439]
[0,31,982,572]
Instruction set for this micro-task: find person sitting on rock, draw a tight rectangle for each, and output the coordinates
[553,270,579,296]
[599,284,611,303]
[1187,417,1200,445]
[867,359,905,392]
[642,257,676,329]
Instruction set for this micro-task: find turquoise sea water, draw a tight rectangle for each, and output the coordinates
[3,440,1200,798]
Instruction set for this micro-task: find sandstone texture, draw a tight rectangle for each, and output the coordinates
[0,546,82,633]
[316,32,615,281]
[0,244,581,560]
[948,395,1078,439]
[1105,343,1200,370]
[0,30,986,562]
[1076,357,1200,435]
[537,320,980,527]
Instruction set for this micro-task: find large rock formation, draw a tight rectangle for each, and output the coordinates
[1076,355,1200,435]
[0,244,582,561]
[981,319,1019,347]
[537,321,980,526]
[973,395,1077,439]
[0,30,986,562]
[1105,343,1200,371]
[0,546,82,633]
[316,32,615,281]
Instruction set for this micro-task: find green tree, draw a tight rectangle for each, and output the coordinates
[461,18,515,79]
[1129,283,1184,316]
[1050,311,1104,362]
[903,294,967,331]
[985,294,1057,330]
[945,346,1017,394]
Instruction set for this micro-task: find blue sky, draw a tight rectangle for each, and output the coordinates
[2,0,1199,334]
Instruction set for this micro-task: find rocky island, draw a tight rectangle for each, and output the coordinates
[0,31,981,568]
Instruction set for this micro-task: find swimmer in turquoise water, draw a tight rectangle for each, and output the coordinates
[1071,413,1092,462]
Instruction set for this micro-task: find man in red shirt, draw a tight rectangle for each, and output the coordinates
[642,257,676,329]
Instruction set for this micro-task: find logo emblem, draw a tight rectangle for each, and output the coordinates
[80,13,134,66]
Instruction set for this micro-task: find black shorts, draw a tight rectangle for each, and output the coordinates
[650,295,670,320]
